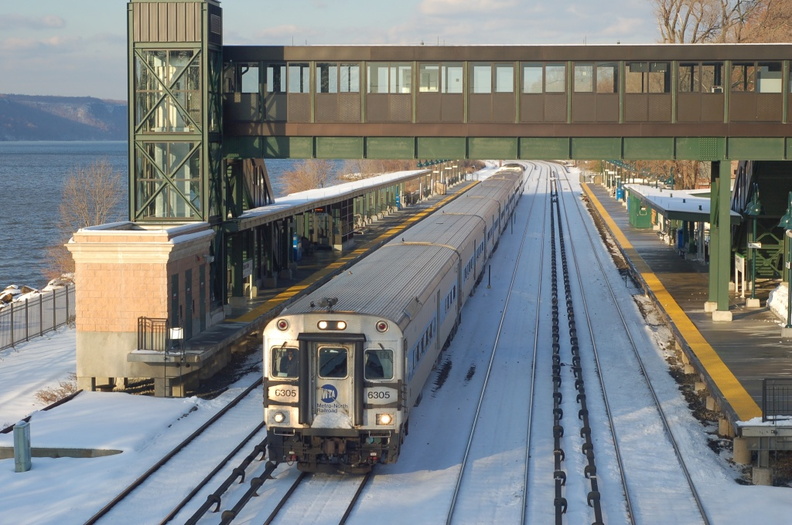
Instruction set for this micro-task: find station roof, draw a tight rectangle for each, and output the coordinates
[233,168,434,231]
[625,184,742,225]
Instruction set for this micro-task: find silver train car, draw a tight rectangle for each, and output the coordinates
[262,166,527,473]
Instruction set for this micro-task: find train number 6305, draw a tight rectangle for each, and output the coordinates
[274,389,297,397]
[367,390,391,399]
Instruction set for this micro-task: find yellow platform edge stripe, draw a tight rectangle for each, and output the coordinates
[581,183,761,421]
[228,186,475,325]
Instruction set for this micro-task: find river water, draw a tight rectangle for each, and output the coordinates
[0,142,303,289]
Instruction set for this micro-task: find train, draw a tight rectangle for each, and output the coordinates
[262,165,527,473]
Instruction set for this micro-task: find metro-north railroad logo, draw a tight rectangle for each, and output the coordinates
[320,384,338,403]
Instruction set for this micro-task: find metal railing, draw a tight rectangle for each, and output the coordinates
[137,317,168,352]
[762,378,792,422]
[0,284,75,351]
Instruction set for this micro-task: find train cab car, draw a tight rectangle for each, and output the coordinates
[262,166,527,474]
[264,311,405,473]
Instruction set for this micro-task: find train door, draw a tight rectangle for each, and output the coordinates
[299,333,365,428]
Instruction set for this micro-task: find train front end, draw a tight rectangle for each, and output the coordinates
[263,311,404,473]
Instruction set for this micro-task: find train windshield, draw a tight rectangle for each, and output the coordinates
[319,346,348,378]
[365,349,393,380]
[272,347,299,378]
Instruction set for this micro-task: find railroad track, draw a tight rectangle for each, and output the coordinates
[552,166,711,524]
[82,163,713,525]
[85,378,269,524]
[546,172,607,524]
[443,165,546,524]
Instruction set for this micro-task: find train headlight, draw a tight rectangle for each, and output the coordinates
[376,413,393,425]
[272,411,287,424]
[276,319,289,331]
[376,320,389,333]
[317,320,347,330]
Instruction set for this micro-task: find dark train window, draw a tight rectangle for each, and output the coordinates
[272,347,299,378]
[319,346,347,378]
[365,349,393,380]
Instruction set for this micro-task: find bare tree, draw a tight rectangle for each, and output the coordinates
[45,159,123,280]
[653,0,763,43]
[282,159,336,194]
[739,0,792,41]
[59,159,123,233]
[341,159,418,180]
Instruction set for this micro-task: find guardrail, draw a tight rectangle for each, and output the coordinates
[762,378,792,422]
[138,317,168,352]
[0,284,75,351]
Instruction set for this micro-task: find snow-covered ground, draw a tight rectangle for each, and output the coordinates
[2,165,791,524]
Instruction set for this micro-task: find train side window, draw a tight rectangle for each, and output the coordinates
[319,346,348,378]
[272,347,299,378]
[365,349,393,380]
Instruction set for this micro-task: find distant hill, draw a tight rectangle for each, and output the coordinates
[0,94,127,141]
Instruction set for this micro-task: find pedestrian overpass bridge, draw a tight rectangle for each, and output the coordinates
[221,44,792,163]
[67,0,792,396]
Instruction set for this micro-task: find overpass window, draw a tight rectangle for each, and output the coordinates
[443,64,464,93]
[522,63,543,93]
[472,63,492,93]
[596,63,618,93]
[419,64,440,92]
[626,62,669,93]
[265,64,286,93]
[731,62,755,92]
[545,63,566,93]
[288,63,310,93]
[317,63,338,93]
[340,64,360,93]
[420,63,463,93]
[701,63,723,93]
[679,63,695,92]
[368,63,412,94]
[317,63,360,93]
[733,62,782,93]
[574,64,594,92]
[240,64,259,94]
[680,62,723,93]
[495,64,514,93]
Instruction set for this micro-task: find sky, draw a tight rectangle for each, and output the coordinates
[0,0,659,100]
[1,164,791,523]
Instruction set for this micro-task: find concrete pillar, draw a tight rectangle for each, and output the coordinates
[732,437,751,465]
[718,417,735,437]
[14,421,32,472]
[752,467,773,486]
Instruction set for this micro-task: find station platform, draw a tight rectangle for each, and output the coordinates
[173,179,478,391]
[582,181,792,447]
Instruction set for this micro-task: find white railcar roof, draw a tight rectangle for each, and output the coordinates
[283,244,456,328]
[397,213,483,246]
[280,171,523,327]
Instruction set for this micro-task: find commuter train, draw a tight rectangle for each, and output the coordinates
[262,165,527,473]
